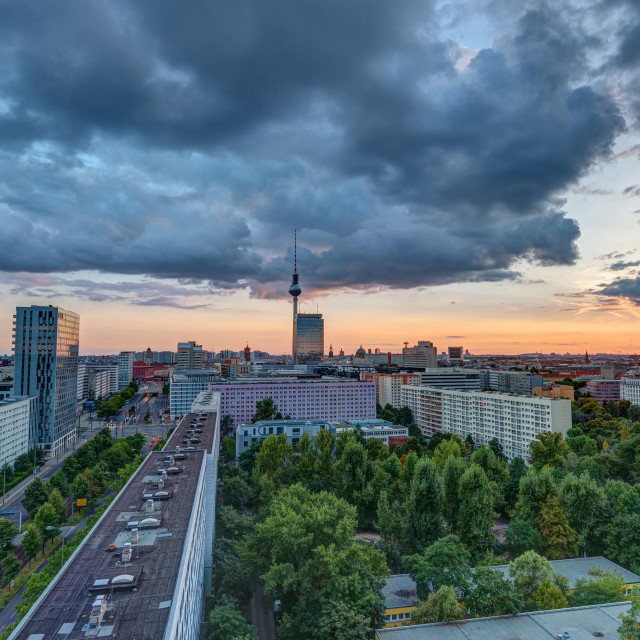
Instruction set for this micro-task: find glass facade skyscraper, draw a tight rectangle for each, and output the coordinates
[295,313,324,362]
[13,305,80,456]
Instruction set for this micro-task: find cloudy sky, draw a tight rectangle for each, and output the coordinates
[1,0,639,355]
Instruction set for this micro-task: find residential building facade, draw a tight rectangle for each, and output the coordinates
[360,373,421,407]
[0,396,36,467]
[418,368,482,390]
[586,379,621,404]
[210,380,376,426]
[235,419,331,457]
[486,370,543,393]
[621,377,640,406]
[170,370,220,419]
[401,385,572,460]
[13,305,79,456]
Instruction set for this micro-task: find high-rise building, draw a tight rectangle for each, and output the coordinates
[418,368,482,390]
[13,305,79,456]
[118,351,134,390]
[402,341,437,368]
[244,344,251,362]
[486,370,543,394]
[176,341,207,369]
[621,377,640,406]
[295,313,324,362]
[360,372,421,408]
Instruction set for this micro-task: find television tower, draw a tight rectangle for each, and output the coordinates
[288,230,302,364]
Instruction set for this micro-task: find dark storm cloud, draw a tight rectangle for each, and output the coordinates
[609,260,640,271]
[594,275,640,305]
[0,0,632,297]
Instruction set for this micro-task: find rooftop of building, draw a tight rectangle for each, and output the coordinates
[238,418,332,429]
[210,377,373,385]
[376,602,630,639]
[0,395,32,408]
[383,574,418,609]
[12,410,217,640]
[405,385,571,401]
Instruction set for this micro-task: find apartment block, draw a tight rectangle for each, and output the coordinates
[117,351,134,390]
[170,370,220,419]
[486,370,543,393]
[176,341,207,370]
[0,396,36,467]
[586,379,621,405]
[209,380,376,426]
[401,385,572,460]
[418,368,482,390]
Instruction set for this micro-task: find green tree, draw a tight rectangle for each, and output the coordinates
[509,550,555,604]
[504,457,526,510]
[220,436,236,463]
[251,397,279,423]
[220,506,254,540]
[404,534,472,599]
[70,473,91,502]
[458,464,494,560]
[0,518,17,551]
[505,517,542,557]
[433,439,462,472]
[530,431,568,469]
[214,537,252,605]
[162,383,170,396]
[442,455,465,530]
[207,605,257,640]
[35,503,61,545]
[223,475,252,510]
[403,458,444,551]
[516,467,556,521]
[315,600,371,640]
[22,525,41,565]
[253,434,295,501]
[558,472,605,554]
[618,586,640,640]
[0,463,15,484]
[1,552,20,584]
[376,490,402,542]
[488,437,507,462]
[410,585,465,624]
[539,496,578,560]
[568,567,625,607]
[396,406,414,427]
[533,580,568,610]
[607,511,640,573]
[334,443,376,527]
[22,477,50,517]
[47,488,68,525]
[466,566,524,617]
[48,471,69,497]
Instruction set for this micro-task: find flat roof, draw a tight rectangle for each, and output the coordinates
[383,574,418,609]
[375,602,631,639]
[12,411,217,640]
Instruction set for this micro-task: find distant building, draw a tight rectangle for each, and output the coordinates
[77,363,87,402]
[235,419,331,458]
[447,346,464,364]
[401,385,572,460]
[210,379,376,426]
[243,344,251,362]
[158,350,175,365]
[118,351,134,390]
[402,341,437,368]
[0,381,13,401]
[360,372,421,408]
[486,370,543,393]
[601,363,628,379]
[295,313,324,363]
[176,341,207,369]
[586,379,621,405]
[13,305,79,456]
[0,396,36,467]
[621,377,640,406]
[87,369,110,400]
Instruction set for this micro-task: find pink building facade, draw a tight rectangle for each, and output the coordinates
[586,379,621,405]
[209,380,377,425]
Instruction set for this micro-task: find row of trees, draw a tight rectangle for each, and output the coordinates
[0,429,145,586]
[96,380,139,419]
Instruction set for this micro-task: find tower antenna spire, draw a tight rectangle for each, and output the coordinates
[294,228,297,273]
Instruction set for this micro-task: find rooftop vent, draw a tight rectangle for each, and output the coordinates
[112,574,135,585]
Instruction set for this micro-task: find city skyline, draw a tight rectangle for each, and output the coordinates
[1,1,640,355]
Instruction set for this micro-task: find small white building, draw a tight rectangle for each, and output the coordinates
[621,377,640,406]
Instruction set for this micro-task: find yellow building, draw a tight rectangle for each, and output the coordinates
[533,384,575,401]
[382,574,417,627]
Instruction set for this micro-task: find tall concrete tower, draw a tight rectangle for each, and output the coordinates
[288,230,302,364]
